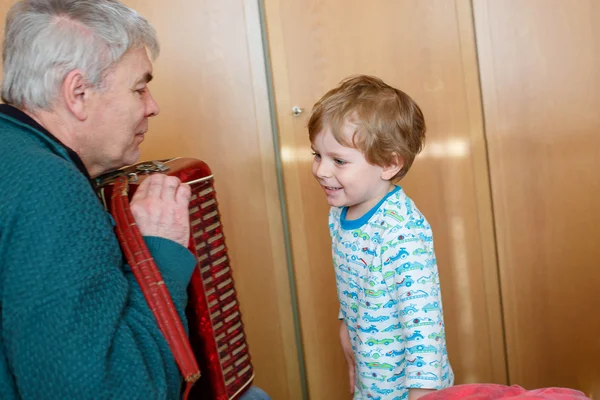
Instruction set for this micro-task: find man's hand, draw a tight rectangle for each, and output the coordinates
[339,320,356,395]
[130,173,191,247]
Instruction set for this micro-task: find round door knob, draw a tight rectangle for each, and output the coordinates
[292,106,304,116]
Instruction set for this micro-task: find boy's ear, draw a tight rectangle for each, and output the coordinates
[381,153,403,180]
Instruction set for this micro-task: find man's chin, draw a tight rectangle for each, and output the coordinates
[122,149,142,168]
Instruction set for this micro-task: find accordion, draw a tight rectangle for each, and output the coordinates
[95,157,254,400]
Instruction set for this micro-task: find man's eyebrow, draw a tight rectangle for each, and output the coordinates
[135,72,153,85]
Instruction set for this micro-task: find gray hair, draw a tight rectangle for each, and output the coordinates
[1,0,160,111]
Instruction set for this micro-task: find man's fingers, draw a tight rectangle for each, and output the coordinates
[175,182,191,205]
[132,174,152,200]
[145,173,166,198]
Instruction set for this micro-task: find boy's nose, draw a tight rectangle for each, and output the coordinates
[316,161,332,179]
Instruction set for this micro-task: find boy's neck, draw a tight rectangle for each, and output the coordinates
[346,183,396,221]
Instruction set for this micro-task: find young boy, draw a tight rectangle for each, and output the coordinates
[308,75,453,399]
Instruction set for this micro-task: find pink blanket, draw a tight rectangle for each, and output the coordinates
[420,384,590,399]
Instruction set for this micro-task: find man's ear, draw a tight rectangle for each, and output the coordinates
[381,153,403,180]
[62,69,89,121]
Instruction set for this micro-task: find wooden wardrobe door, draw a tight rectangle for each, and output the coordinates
[474,1,600,395]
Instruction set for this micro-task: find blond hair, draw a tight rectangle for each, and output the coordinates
[308,75,426,180]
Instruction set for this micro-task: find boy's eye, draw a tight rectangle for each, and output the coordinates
[312,152,321,160]
[334,159,347,166]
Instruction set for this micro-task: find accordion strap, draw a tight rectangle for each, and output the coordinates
[110,176,200,399]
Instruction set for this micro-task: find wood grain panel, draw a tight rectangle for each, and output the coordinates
[474,1,600,395]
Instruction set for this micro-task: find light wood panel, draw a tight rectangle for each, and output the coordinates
[264,0,507,397]
[1,0,301,397]
[474,1,600,396]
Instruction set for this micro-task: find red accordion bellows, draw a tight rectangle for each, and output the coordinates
[96,157,254,400]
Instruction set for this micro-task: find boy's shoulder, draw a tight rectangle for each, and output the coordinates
[379,187,429,226]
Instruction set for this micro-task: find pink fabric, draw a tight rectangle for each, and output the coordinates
[420,384,590,399]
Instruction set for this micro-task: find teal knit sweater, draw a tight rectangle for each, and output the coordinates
[0,108,197,399]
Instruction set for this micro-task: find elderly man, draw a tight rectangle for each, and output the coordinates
[0,1,269,399]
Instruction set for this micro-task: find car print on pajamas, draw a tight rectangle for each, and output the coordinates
[370,383,394,395]
[404,218,428,230]
[407,344,438,354]
[358,349,383,360]
[405,330,424,342]
[370,220,392,230]
[381,322,403,332]
[386,369,406,383]
[383,209,405,223]
[360,371,386,382]
[408,371,439,381]
[347,254,367,269]
[371,232,384,244]
[369,264,383,273]
[352,229,370,240]
[394,335,405,343]
[339,264,360,277]
[340,241,360,252]
[357,324,378,334]
[418,232,433,242]
[399,304,418,316]
[364,289,386,298]
[365,361,395,371]
[395,275,414,288]
[362,247,378,257]
[365,337,395,347]
[412,247,429,256]
[383,248,409,266]
[406,356,426,368]
[405,317,435,329]
[383,298,399,308]
[400,289,429,302]
[422,302,440,313]
[343,290,358,300]
[395,261,425,273]
[385,349,405,357]
[360,299,383,311]
[382,270,395,282]
[417,274,435,285]
[363,313,390,323]
[335,248,346,259]
[428,331,444,341]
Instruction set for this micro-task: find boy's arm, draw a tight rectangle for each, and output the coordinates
[381,228,449,390]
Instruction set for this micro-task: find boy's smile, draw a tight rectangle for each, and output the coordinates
[311,121,398,219]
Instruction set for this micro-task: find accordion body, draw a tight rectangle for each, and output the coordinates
[96,157,254,399]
